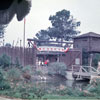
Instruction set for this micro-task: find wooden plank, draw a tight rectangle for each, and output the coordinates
[73,72,98,77]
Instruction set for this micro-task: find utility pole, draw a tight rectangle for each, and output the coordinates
[23,18,26,66]
[23,18,26,49]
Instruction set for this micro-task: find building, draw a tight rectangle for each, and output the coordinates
[73,32,100,53]
[73,32,100,65]
[27,39,82,68]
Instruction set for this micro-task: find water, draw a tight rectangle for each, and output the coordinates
[32,76,89,91]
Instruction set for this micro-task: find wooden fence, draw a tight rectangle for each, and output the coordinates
[0,47,36,66]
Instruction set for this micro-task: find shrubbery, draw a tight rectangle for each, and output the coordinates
[0,54,22,69]
[92,53,100,68]
[0,54,11,69]
[85,78,100,97]
[0,53,100,99]
[0,64,100,99]
[7,67,21,82]
[48,62,67,76]
[0,69,10,90]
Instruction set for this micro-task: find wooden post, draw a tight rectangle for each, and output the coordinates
[23,18,26,66]
[89,53,93,72]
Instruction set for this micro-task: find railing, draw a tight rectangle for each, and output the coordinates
[71,65,98,73]
[82,66,99,74]
[71,65,100,80]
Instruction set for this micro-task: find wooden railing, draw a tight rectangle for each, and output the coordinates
[71,65,100,80]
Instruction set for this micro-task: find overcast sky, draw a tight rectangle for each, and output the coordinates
[4,0,100,46]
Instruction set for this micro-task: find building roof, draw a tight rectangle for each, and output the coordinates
[74,32,100,39]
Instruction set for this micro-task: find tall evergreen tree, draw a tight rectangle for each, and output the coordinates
[36,9,81,41]
[48,9,80,41]
[36,30,50,41]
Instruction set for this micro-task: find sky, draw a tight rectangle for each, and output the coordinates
[4,0,100,47]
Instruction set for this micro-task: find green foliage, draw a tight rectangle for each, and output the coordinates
[7,67,21,82]
[48,62,67,76]
[55,87,81,96]
[21,66,33,82]
[29,87,46,99]
[92,53,100,67]
[11,83,46,99]
[49,9,80,41]
[0,68,7,81]
[36,9,80,41]
[0,70,3,81]
[21,92,31,99]
[56,89,68,96]
[0,81,10,90]
[36,30,50,41]
[0,54,11,68]
[1,63,100,99]
[33,70,43,76]
[0,69,10,90]
[22,65,33,76]
[22,65,32,72]
[82,52,100,67]
[87,78,100,96]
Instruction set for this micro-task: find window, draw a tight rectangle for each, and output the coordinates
[75,58,80,65]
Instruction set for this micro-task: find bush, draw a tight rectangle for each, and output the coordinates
[0,69,4,81]
[33,70,43,76]
[22,66,33,73]
[0,68,7,81]
[48,62,67,76]
[0,69,10,90]
[56,87,78,96]
[87,78,100,96]
[7,67,21,82]
[29,87,46,99]
[92,53,100,68]
[0,68,7,79]
[0,54,11,68]
[22,66,33,82]
[0,81,10,90]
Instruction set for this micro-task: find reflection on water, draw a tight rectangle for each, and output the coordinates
[70,80,89,90]
[33,76,89,91]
